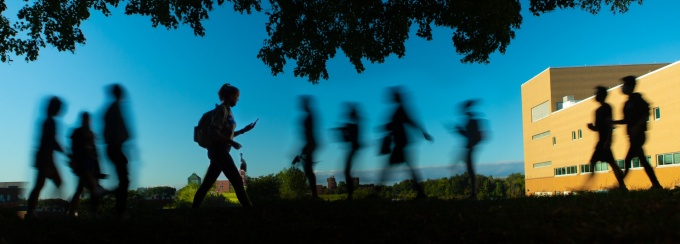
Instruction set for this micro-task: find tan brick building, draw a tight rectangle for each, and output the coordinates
[521,62,680,195]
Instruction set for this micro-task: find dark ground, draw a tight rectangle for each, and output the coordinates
[1,190,680,243]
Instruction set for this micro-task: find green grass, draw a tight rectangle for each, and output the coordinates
[319,194,347,201]
[2,189,680,243]
[222,192,240,203]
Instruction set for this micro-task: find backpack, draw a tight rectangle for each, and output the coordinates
[194,106,217,148]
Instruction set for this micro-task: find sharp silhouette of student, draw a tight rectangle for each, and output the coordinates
[103,84,132,218]
[67,112,105,217]
[454,100,484,199]
[334,103,362,200]
[613,76,662,189]
[193,83,256,208]
[27,96,66,218]
[379,87,433,199]
[292,95,320,198]
[583,86,627,191]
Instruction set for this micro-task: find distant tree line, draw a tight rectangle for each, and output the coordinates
[245,168,526,201]
[27,170,525,216]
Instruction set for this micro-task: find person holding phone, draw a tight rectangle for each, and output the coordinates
[192,83,258,208]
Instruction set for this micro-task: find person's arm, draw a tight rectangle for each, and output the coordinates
[587,123,597,131]
[235,119,258,137]
[402,108,433,141]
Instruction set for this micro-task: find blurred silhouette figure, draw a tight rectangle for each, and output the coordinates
[239,150,247,187]
[27,96,66,218]
[613,76,662,189]
[583,87,627,191]
[334,103,362,200]
[193,83,256,208]
[292,95,320,198]
[67,112,105,217]
[103,84,132,218]
[379,87,433,199]
[454,100,484,199]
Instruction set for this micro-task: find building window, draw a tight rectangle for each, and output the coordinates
[580,164,592,173]
[532,131,550,140]
[555,166,577,176]
[531,101,550,122]
[534,161,552,168]
[578,129,582,139]
[552,137,556,145]
[653,107,661,120]
[657,152,680,166]
[594,162,608,172]
[572,131,576,141]
[616,156,652,169]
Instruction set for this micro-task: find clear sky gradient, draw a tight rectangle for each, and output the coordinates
[2,1,679,196]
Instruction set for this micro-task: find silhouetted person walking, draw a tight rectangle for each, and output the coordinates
[335,103,362,200]
[583,87,627,191]
[293,95,320,198]
[27,96,65,218]
[67,112,104,217]
[455,100,484,199]
[193,83,256,208]
[379,87,433,199]
[104,84,131,218]
[613,76,662,189]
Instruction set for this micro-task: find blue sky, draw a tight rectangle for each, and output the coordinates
[2,1,680,197]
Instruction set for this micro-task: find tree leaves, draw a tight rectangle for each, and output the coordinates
[0,0,642,82]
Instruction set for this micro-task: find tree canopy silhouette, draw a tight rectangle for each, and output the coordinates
[0,0,642,82]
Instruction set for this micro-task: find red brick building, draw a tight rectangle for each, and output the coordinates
[214,180,231,194]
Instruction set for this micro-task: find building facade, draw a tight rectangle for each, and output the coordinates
[327,176,337,192]
[0,182,26,207]
[521,62,680,195]
[215,180,231,194]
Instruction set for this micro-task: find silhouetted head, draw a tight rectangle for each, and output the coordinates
[80,112,91,128]
[300,95,314,112]
[621,76,636,95]
[389,86,403,104]
[595,86,608,103]
[110,84,125,101]
[218,83,240,107]
[460,99,478,115]
[346,103,360,122]
[46,96,63,117]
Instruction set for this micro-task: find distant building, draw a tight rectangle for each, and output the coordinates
[351,177,359,186]
[188,173,201,185]
[522,62,680,195]
[327,176,337,191]
[0,182,26,208]
[215,180,230,194]
[316,185,324,195]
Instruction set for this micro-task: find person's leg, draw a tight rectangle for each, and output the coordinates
[403,148,424,198]
[192,163,221,208]
[219,155,252,207]
[636,144,661,189]
[303,144,318,198]
[466,147,477,198]
[107,144,129,217]
[27,171,46,216]
[113,162,129,217]
[304,159,318,198]
[345,149,356,200]
[623,140,635,178]
[68,178,85,216]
